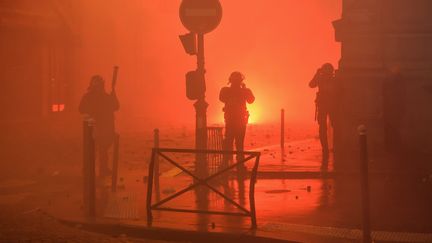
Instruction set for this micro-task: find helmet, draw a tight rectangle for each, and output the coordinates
[88,75,105,91]
[321,63,334,74]
[229,71,245,84]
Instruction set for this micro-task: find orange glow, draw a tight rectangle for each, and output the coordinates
[72,0,341,127]
[247,103,261,124]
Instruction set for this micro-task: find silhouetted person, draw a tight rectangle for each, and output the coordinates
[382,67,406,153]
[309,63,336,165]
[79,75,119,176]
[220,72,255,173]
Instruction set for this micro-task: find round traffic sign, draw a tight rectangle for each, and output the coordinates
[179,0,222,34]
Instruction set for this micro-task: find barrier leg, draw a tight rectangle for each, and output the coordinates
[146,149,157,225]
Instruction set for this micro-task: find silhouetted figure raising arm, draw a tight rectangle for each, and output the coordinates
[309,69,322,88]
[79,75,120,176]
[220,72,255,175]
[309,63,336,169]
[219,83,255,105]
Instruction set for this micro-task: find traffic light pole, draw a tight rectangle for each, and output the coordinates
[194,33,208,179]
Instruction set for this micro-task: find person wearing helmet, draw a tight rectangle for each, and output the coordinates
[219,71,255,173]
[79,75,119,176]
[309,63,336,166]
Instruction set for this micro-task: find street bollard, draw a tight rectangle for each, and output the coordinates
[111,133,120,192]
[281,109,285,149]
[358,125,372,243]
[83,119,96,217]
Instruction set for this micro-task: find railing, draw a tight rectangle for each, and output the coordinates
[206,127,224,175]
[146,148,261,229]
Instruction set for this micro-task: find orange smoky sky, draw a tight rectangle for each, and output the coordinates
[74,0,341,127]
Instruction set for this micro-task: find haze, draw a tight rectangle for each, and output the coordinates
[72,0,341,128]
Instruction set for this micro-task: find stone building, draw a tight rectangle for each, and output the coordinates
[0,0,79,132]
[333,0,432,170]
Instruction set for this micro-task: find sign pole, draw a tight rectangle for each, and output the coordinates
[179,0,222,179]
[194,33,208,178]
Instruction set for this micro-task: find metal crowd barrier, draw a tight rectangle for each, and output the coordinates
[146,148,261,228]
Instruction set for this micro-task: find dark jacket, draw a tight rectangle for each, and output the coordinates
[79,91,119,145]
[219,86,255,124]
[309,72,336,110]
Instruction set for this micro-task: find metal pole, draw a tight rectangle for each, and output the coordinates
[83,120,89,216]
[88,127,96,217]
[358,125,372,243]
[83,119,96,217]
[111,133,120,192]
[281,109,285,149]
[194,33,208,179]
[146,149,157,225]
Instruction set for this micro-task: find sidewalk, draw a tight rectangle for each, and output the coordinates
[252,138,335,179]
[38,138,432,242]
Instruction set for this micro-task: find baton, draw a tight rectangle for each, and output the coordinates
[112,66,119,93]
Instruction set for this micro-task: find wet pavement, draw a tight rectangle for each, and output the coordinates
[38,137,432,242]
[252,138,333,173]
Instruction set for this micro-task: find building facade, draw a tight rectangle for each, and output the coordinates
[0,1,79,130]
[333,0,432,170]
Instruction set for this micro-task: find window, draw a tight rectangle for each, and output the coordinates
[51,104,65,112]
